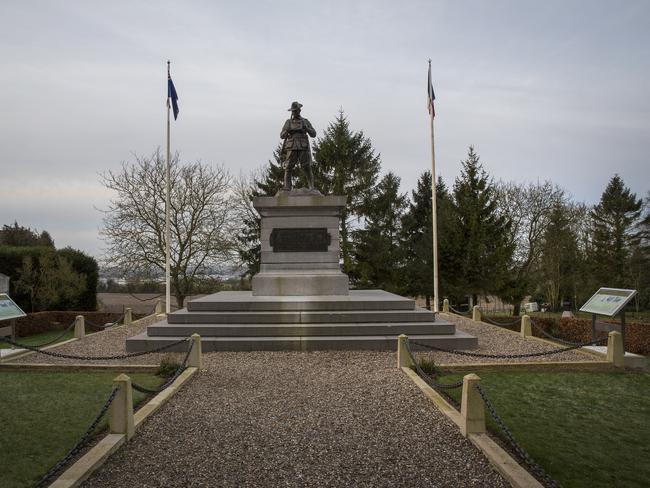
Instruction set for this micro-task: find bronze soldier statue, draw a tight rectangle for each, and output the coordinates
[280,101,316,191]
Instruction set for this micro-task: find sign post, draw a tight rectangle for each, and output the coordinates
[579,288,637,347]
[0,293,27,350]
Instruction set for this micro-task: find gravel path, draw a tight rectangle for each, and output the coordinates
[84,351,508,488]
[7,315,178,365]
[427,313,600,364]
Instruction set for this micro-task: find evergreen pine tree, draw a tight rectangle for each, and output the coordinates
[236,146,285,279]
[351,172,406,292]
[588,174,643,287]
[400,171,460,308]
[313,110,381,273]
[539,203,579,311]
[452,147,514,303]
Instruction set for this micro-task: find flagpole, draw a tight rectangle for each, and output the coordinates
[165,60,172,315]
[428,59,440,313]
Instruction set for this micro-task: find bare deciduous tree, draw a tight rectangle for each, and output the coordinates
[495,180,566,314]
[100,150,236,307]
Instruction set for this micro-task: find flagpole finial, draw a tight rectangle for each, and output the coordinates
[167,60,170,78]
[428,58,431,65]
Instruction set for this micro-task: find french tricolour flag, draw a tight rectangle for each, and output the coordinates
[427,62,435,118]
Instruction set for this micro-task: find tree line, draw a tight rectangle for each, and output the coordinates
[237,111,650,314]
[97,111,649,314]
[0,223,98,312]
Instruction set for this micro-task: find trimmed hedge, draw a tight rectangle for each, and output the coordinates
[0,245,98,311]
[13,311,147,337]
[57,247,99,310]
[530,316,648,356]
[484,314,649,355]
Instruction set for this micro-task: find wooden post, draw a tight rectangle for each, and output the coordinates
[397,334,414,369]
[607,331,625,368]
[74,315,85,339]
[188,333,203,369]
[124,308,133,326]
[520,315,531,338]
[442,299,449,313]
[472,305,481,322]
[460,373,485,436]
[109,374,134,440]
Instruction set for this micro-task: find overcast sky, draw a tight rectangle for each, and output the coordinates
[1,0,648,257]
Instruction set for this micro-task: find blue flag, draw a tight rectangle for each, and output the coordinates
[168,75,179,120]
[427,61,435,118]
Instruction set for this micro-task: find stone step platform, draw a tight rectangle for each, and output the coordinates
[167,308,436,324]
[126,331,478,352]
[187,290,415,312]
[147,321,456,337]
[125,289,479,352]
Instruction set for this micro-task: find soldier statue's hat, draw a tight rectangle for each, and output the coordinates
[288,101,303,111]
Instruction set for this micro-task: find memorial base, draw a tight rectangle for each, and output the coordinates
[252,270,349,296]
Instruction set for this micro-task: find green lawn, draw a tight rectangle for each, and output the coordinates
[442,367,650,488]
[0,371,163,488]
[0,328,83,349]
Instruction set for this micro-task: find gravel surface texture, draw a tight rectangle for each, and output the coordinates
[85,351,508,488]
[429,313,600,364]
[8,314,177,365]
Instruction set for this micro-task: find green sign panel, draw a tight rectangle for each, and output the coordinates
[579,288,637,317]
[0,293,26,321]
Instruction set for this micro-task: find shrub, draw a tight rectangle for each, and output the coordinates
[412,355,438,376]
[156,354,182,378]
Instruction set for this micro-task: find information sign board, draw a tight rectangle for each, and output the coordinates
[0,293,26,321]
[579,288,637,317]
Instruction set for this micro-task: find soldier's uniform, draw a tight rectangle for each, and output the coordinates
[280,102,316,190]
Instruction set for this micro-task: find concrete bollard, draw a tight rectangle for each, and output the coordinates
[460,373,486,437]
[154,299,163,315]
[472,305,481,322]
[124,308,133,326]
[397,334,415,369]
[442,299,449,313]
[520,315,532,338]
[109,374,134,440]
[607,331,625,367]
[74,315,85,339]
[189,333,203,369]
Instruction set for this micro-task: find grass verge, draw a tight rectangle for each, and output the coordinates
[0,370,163,488]
[0,329,87,350]
[441,367,650,488]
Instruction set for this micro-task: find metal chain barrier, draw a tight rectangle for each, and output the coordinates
[410,336,607,360]
[85,313,125,331]
[22,320,77,348]
[475,384,560,488]
[448,305,471,316]
[529,318,584,346]
[0,335,188,361]
[405,339,464,390]
[34,386,120,488]
[481,315,521,327]
[128,292,164,302]
[131,339,194,394]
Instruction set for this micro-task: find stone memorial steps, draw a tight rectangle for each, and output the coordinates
[146,321,456,337]
[126,290,479,352]
[166,309,437,324]
[126,330,477,352]
[186,290,415,312]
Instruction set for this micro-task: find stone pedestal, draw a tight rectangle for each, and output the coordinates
[251,191,349,296]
